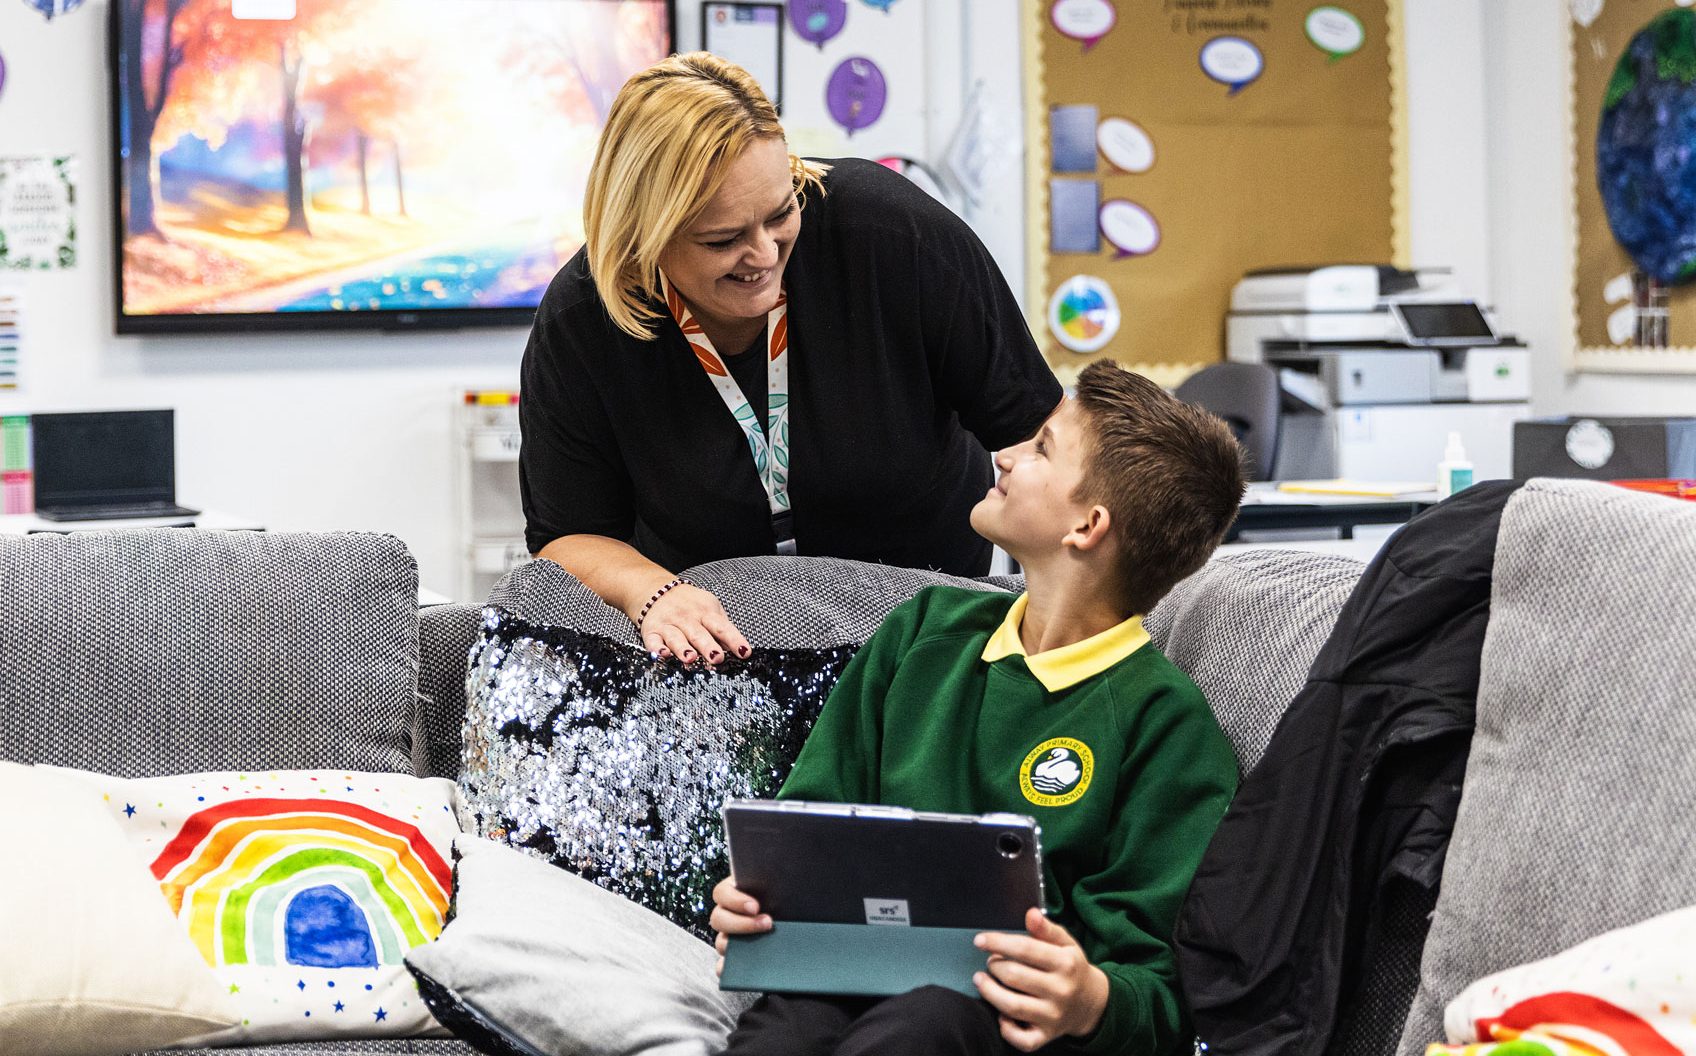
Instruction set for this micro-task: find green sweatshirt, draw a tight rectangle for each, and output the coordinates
[779,585,1238,1056]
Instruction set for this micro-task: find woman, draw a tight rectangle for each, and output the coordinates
[520,52,1060,665]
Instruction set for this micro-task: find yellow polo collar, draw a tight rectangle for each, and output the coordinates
[980,594,1150,693]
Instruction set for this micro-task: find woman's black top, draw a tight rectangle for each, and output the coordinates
[518,157,1062,577]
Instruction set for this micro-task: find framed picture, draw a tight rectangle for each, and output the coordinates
[1568,1,1696,373]
[703,2,783,112]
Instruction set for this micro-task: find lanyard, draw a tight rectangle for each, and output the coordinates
[661,275,796,553]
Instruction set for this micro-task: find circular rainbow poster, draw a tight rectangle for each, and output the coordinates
[1048,275,1121,353]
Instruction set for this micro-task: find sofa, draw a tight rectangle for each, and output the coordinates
[1,476,1689,1056]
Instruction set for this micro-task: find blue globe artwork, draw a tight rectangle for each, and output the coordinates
[1597,9,1696,287]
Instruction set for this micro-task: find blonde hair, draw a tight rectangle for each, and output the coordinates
[583,52,829,341]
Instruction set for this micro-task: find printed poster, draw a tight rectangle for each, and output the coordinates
[0,155,77,271]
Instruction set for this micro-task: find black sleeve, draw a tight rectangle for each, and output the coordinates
[917,198,1063,451]
[518,302,636,555]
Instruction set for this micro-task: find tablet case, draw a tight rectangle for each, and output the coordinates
[718,800,1044,996]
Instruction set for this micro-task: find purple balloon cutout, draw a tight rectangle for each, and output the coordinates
[790,0,847,49]
[826,57,887,137]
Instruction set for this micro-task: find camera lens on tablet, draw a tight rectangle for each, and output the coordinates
[996,832,1024,858]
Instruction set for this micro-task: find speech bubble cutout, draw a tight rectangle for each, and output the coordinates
[826,57,888,137]
[1305,6,1364,61]
[1096,118,1154,173]
[1099,200,1160,258]
[790,0,847,48]
[860,0,897,11]
[1051,0,1117,51]
[1048,275,1121,354]
[1200,36,1264,94]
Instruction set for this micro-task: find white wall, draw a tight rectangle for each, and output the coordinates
[1403,0,1493,304]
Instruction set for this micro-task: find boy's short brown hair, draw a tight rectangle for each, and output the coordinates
[1072,361,1247,615]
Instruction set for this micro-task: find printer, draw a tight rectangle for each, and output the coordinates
[1226,265,1532,481]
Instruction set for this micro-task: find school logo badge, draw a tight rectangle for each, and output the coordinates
[1019,737,1094,807]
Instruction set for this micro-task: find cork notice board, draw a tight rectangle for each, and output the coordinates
[1570,2,1696,373]
[1025,0,1407,386]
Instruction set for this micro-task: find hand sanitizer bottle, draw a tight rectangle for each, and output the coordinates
[1436,432,1474,499]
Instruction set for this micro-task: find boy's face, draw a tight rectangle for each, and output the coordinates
[970,398,1098,560]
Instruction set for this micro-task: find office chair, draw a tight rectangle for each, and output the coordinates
[1174,362,1280,481]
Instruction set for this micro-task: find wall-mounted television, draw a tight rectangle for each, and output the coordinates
[110,0,673,334]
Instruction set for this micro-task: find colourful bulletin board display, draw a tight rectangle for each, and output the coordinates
[1025,0,1409,386]
[1569,2,1696,374]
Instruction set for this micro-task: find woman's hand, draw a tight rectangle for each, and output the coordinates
[973,908,1111,1051]
[638,582,751,666]
[710,875,772,975]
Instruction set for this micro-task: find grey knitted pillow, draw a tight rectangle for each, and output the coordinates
[0,529,422,777]
[1395,480,1696,1055]
[1146,548,1364,774]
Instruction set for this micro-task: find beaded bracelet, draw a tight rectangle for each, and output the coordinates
[635,576,688,632]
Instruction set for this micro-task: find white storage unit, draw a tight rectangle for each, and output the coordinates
[455,391,528,603]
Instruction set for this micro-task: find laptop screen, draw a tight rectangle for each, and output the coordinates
[32,410,177,509]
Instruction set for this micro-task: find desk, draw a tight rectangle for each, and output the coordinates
[0,509,264,533]
[1230,484,1439,541]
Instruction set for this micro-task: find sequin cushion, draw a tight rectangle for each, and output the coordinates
[459,608,855,940]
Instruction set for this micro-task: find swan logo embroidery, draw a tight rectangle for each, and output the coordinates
[1019,738,1094,807]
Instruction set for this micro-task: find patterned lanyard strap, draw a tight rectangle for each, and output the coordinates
[662,275,796,553]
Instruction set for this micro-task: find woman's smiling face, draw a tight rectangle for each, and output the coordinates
[658,136,800,330]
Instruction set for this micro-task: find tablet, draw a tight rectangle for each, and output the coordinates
[1390,300,1499,347]
[718,799,1044,996]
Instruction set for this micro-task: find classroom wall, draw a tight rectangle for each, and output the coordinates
[2,0,1670,601]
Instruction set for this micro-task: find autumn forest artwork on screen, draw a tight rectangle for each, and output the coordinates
[111,0,670,332]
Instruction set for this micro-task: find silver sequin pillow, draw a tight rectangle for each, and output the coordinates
[460,608,854,940]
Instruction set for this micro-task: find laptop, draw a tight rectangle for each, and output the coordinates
[718,799,1044,997]
[32,410,200,522]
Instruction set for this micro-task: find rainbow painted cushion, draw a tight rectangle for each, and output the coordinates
[1430,903,1696,1056]
[52,766,464,1046]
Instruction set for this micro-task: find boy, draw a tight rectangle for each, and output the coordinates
[712,361,1246,1055]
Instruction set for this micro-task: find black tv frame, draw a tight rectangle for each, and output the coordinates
[108,0,675,336]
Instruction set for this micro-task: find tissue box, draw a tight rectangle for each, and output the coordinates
[1512,417,1696,480]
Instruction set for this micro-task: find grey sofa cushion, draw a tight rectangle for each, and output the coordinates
[489,554,1009,649]
[417,603,484,780]
[0,529,420,777]
[1395,479,1696,1055]
[1146,548,1365,774]
[406,836,754,1056]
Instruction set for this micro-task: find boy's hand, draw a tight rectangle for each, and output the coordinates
[708,875,772,977]
[973,908,1110,1052]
